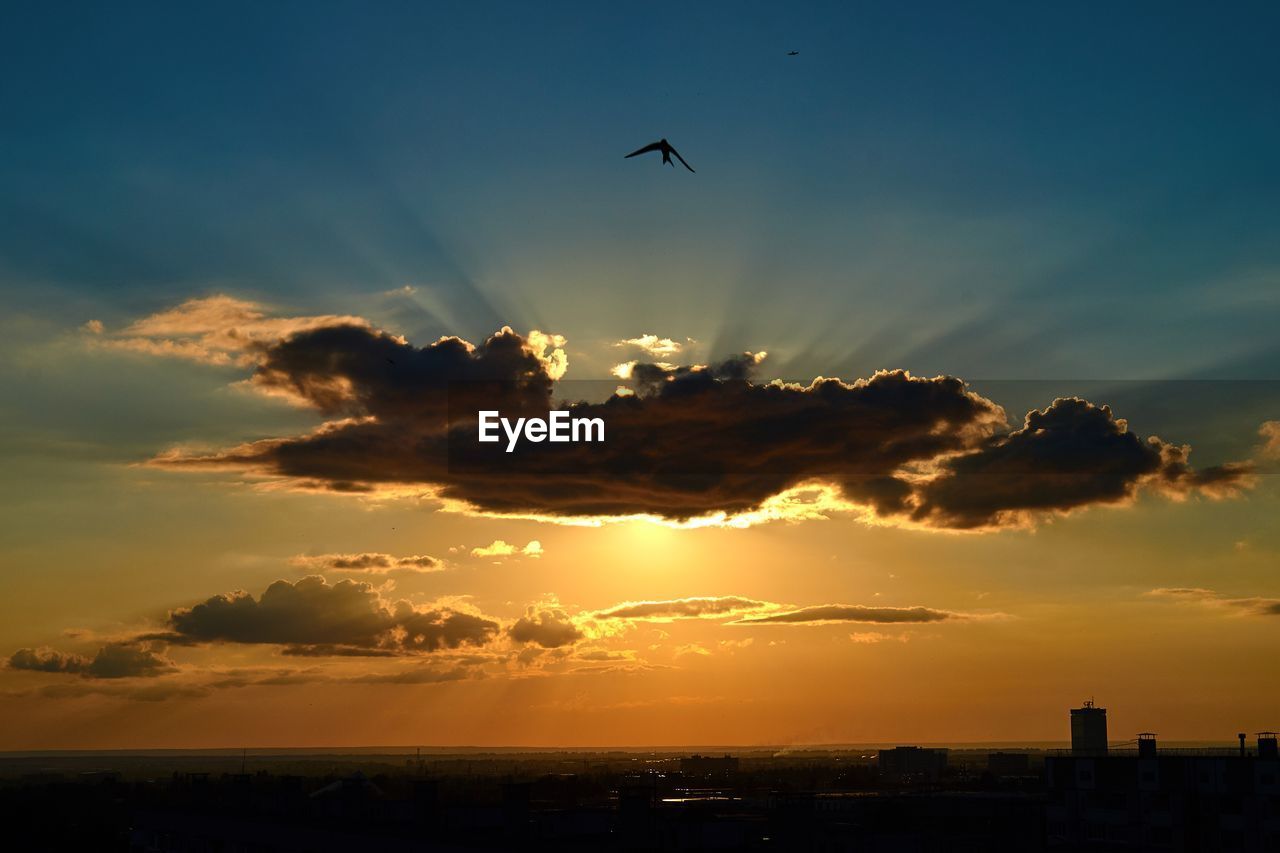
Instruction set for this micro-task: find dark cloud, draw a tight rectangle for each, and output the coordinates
[147,324,1251,528]
[1148,587,1280,617]
[911,398,1255,529]
[576,650,635,662]
[508,607,585,648]
[290,552,443,574]
[165,576,499,655]
[597,596,768,620]
[8,643,174,679]
[733,605,958,625]
[279,644,400,657]
[8,648,86,674]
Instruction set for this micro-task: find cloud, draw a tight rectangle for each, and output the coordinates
[134,309,1252,530]
[849,632,911,644]
[507,606,586,648]
[8,643,175,679]
[471,540,542,559]
[733,605,959,625]
[8,648,86,674]
[615,334,687,357]
[290,552,443,574]
[348,665,475,685]
[1147,587,1280,617]
[1259,421,1280,459]
[279,644,401,657]
[160,576,500,655]
[89,295,370,367]
[575,649,636,662]
[909,399,1255,529]
[596,596,770,621]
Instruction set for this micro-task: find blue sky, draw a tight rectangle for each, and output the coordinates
[1,2,1279,747]
[4,1,1278,379]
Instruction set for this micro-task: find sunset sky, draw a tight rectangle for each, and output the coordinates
[1,2,1278,750]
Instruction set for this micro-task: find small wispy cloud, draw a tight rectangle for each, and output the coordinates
[733,604,960,625]
[290,552,444,574]
[86,295,369,367]
[614,334,689,357]
[1146,587,1280,617]
[1258,421,1280,459]
[595,596,770,621]
[849,631,911,644]
[471,540,543,559]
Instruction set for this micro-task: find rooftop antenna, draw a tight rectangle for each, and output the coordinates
[241,747,247,774]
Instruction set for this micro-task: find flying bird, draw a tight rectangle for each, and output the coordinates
[786,50,800,56]
[624,139,695,173]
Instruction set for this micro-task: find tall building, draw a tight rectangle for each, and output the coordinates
[1045,732,1280,850]
[1070,700,1108,755]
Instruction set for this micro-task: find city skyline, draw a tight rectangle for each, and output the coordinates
[1,2,1278,750]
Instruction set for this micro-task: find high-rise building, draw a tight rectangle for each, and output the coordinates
[1070,700,1107,754]
[1046,731,1280,850]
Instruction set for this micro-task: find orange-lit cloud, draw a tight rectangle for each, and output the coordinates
[1259,421,1280,459]
[471,539,542,559]
[595,596,770,621]
[87,295,370,367]
[1146,587,1280,617]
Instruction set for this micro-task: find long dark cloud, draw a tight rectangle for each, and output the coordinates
[1147,587,1280,617]
[289,552,443,574]
[148,322,1252,529]
[8,643,175,679]
[733,605,959,625]
[158,576,499,655]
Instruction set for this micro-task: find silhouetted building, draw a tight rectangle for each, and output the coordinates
[989,751,1032,776]
[878,746,949,782]
[1071,700,1109,754]
[678,754,739,777]
[1046,732,1280,850]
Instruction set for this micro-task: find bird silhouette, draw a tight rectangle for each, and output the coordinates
[625,139,695,173]
[786,50,800,56]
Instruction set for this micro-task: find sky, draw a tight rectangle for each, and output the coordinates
[0,1,1277,749]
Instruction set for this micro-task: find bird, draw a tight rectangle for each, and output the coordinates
[786,50,800,56]
[624,139,694,173]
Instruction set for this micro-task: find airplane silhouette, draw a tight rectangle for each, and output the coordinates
[625,139,695,173]
[786,50,800,56]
